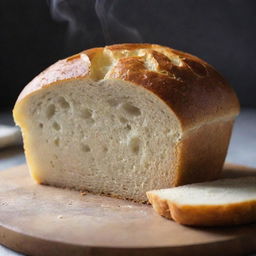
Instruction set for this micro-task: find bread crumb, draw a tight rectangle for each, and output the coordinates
[123,205,133,208]
[80,191,87,196]
[57,215,63,219]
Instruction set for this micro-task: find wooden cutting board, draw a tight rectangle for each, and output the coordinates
[0,164,256,256]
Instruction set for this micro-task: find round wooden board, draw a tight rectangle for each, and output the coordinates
[1,164,256,256]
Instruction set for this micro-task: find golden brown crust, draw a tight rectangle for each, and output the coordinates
[173,119,234,186]
[16,52,92,102]
[15,43,239,130]
[106,46,239,129]
[147,191,256,226]
[106,43,153,51]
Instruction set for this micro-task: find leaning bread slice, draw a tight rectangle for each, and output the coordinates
[147,177,256,226]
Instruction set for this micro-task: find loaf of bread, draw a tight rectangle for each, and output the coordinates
[147,177,256,226]
[13,44,239,202]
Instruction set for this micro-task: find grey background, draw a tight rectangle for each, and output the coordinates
[0,0,256,109]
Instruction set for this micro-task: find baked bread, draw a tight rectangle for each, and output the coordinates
[147,177,256,226]
[13,43,239,202]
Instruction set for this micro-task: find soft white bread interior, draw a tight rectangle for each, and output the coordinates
[14,80,180,201]
[13,44,240,202]
[147,177,256,226]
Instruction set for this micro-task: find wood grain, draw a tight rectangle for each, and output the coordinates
[0,164,256,256]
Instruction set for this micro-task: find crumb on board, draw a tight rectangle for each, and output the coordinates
[57,215,63,219]
[80,191,87,196]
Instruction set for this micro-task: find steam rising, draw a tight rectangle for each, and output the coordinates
[48,0,93,48]
[48,0,142,47]
[95,0,142,44]
[49,0,81,34]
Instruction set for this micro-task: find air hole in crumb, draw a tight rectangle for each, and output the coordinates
[103,146,108,152]
[46,104,56,119]
[54,138,60,147]
[81,144,91,152]
[145,163,150,169]
[107,99,120,107]
[129,137,140,154]
[126,124,132,130]
[37,102,42,107]
[81,109,95,125]
[119,117,128,123]
[81,108,92,119]
[52,121,61,131]
[122,103,141,116]
[160,154,165,160]
[110,114,115,121]
[58,96,70,109]
[39,123,43,128]
[50,160,55,168]
[145,127,150,134]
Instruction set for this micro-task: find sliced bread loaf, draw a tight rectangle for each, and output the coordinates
[13,44,239,202]
[147,177,256,226]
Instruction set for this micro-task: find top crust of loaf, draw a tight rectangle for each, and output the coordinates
[14,43,239,130]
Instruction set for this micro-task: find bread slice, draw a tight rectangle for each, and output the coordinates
[13,44,239,202]
[147,177,256,226]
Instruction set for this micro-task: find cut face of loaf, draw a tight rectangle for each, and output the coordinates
[147,177,256,226]
[13,44,240,202]
[16,79,181,201]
